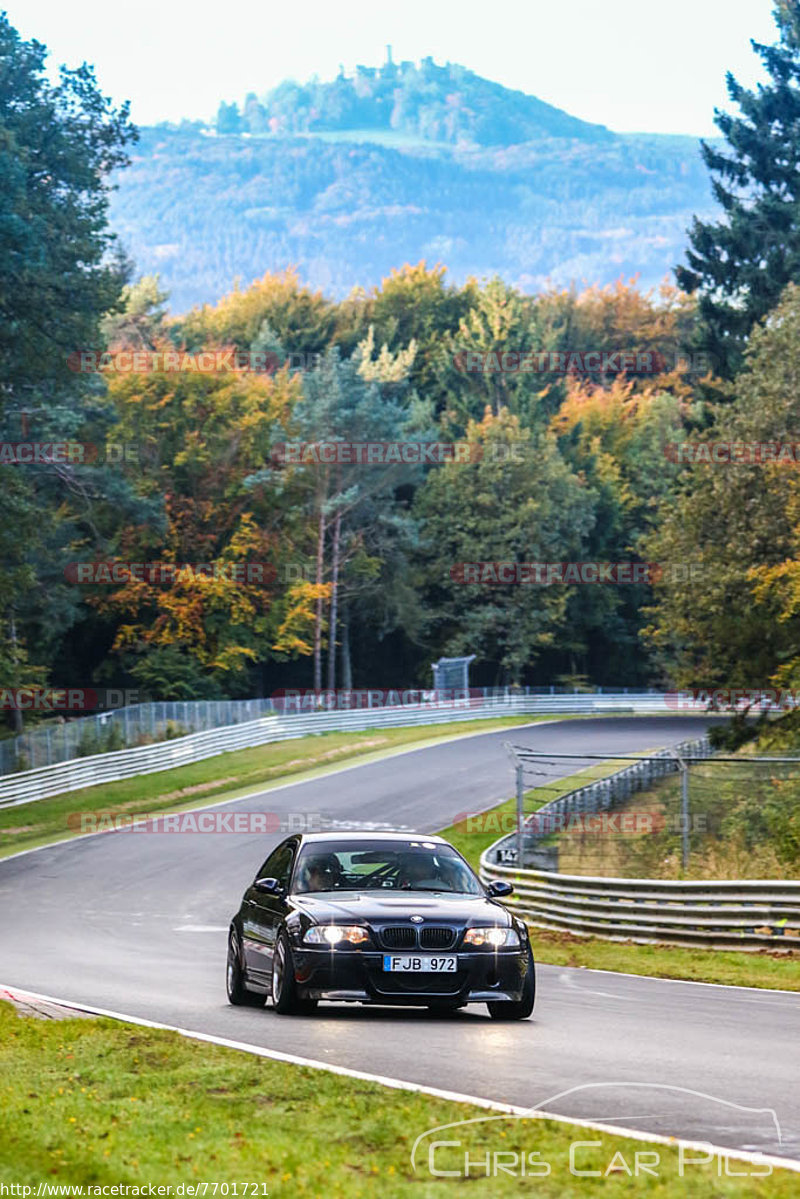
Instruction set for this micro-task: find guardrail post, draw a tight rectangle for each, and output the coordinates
[681,761,690,871]
[668,747,691,871]
[516,763,524,867]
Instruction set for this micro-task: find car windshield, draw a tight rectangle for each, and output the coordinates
[293,840,483,895]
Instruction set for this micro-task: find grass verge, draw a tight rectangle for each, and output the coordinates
[441,766,617,864]
[0,1001,791,1196]
[439,768,800,992]
[0,715,555,860]
[527,928,800,991]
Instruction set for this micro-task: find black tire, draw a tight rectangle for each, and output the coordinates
[226,927,266,1007]
[271,931,318,1015]
[487,946,535,1021]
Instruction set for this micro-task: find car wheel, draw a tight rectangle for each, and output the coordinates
[487,946,535,1021]
[226,927,266,1007]
[272,931,318,1016]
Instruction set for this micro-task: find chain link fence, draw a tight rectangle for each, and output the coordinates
[497,741,800,881]
[0,698,277,775]
[0,686,664,776]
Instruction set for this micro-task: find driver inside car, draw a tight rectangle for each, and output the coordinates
[398,854,444,890]
[297,856,336,892]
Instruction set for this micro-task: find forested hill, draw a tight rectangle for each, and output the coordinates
[215,58,615,145]
[109,61,717,311]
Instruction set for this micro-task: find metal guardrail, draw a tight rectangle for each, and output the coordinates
[478,854,800,949]
[0,690,679,808]
[0,697,281,776]
[481,736,800,949]
[0,686,665,776]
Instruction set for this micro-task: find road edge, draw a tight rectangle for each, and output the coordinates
[2,982,797,1175]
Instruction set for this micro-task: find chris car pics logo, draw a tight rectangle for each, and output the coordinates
[411,1084,781,1180]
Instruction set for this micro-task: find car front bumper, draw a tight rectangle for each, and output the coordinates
[291,945,529,1005]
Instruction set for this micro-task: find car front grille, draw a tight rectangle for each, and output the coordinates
[380,925,458,949]
[420,927,457,949]
[381,926,417,949]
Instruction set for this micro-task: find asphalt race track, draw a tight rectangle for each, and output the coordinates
[1,716,799,1163]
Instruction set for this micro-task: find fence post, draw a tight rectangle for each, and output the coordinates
[681,762,690,871]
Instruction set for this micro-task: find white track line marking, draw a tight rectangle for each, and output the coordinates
[1,982,798,1174]
[546,963,800,999]
[173,925,228,933]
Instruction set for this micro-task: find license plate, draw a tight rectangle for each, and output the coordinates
[382,954,457,973]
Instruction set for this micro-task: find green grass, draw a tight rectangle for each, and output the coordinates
[526,928,800,991]
[0,715,556,860]
[441,766,619,865]
[548,758,800,882]
[0,1002,791,1196]
[439,766,800,991]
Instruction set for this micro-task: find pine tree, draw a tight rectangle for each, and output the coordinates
[677,1,800,378]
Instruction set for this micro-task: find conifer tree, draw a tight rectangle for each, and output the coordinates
[677,1,800,377]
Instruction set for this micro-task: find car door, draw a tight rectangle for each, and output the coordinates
[242,839,297,982]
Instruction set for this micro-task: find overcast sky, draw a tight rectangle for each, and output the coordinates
[7,0,779,136]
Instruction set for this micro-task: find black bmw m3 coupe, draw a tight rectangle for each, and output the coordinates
[226,831,535,1019]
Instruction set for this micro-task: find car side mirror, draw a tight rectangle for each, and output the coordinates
[487,880,514,898]
[254,876,283,895]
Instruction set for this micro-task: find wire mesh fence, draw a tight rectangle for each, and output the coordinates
[495,742,800,881]
[0,698,278,776]
[0,686,665,776]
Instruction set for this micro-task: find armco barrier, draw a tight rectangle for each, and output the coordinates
[0,691,680,808]
[0,686,676,776]
[478,852,800,949]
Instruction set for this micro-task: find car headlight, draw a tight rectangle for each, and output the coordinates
[463,927,520,948]
[303,925,369,945]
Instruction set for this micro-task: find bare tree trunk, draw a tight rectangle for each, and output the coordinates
[327,505,342,692]
[9,613,23,734]
[340,599,352,691]
[313,505,326,693]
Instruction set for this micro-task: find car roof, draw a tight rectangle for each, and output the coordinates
[297,831,448,845]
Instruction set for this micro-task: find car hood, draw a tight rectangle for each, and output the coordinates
[292,891,512,925]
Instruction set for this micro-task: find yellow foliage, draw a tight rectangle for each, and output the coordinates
[273,581,332,657]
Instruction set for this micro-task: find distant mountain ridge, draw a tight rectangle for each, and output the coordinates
[112,61,717,311]
[213,57,614,147]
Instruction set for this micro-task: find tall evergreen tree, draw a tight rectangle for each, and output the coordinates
[677,2,800,378]
[0,14,137,726]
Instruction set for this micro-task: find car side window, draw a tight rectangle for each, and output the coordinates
[256,842,295,889]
